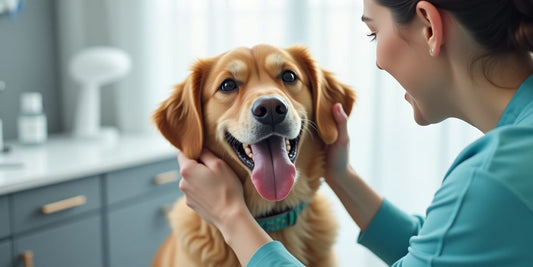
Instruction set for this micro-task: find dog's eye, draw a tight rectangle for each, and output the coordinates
[219,79,239,93]
[281,70,297,84]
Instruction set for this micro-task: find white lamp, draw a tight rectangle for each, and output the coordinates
[69,47,131,139]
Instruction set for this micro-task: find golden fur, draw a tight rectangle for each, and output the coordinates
[152,44,355,267]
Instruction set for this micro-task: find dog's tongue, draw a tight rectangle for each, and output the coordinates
[251,136,296,201]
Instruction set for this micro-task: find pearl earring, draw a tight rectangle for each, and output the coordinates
[429,48,434,55]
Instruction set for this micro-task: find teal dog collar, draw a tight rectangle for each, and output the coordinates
[255,202,308,232]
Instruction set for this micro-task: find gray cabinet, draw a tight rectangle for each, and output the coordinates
[0,239,12,267]
[0,196,10,267]
[11,176,101,234]
[107,193,177,267]
[13,215,103,267]
[10,176,102,267]
[105,158,180,267]
[105,159,179,205]
[1,157,180,267]
[0,196,9,239]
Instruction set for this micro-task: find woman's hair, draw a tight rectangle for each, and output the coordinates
[376,0,533,54]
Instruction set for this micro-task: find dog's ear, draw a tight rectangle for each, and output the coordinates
[153,59,211,159]
[287,45,356,144]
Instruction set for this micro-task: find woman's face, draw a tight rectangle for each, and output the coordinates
[362,0,452,125]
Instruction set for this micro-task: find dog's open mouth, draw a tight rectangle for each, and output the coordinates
[225,133,299,169]
[225,132,299,202]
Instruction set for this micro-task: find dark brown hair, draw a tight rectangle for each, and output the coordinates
[377,0,533,54]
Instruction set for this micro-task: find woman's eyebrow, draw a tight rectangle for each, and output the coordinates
[361,15,373,22]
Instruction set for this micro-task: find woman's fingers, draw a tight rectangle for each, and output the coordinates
[175,149,245,227]
[177,150,197,170]
[199,149,224,169]
[177,150,197,179]
[333,103,350,145]
[176,150,188,164]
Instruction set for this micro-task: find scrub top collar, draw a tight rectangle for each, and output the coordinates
[496,74,533,127]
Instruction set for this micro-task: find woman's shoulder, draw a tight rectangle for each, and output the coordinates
[483,125,533,169]
[452,125,533,168]
[446,125,533,212]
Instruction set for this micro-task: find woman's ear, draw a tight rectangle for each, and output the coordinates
[416,1,444,56]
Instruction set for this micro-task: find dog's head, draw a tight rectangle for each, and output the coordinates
[154,44,355,204]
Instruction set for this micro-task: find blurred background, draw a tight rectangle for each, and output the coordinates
[0,0,482,266]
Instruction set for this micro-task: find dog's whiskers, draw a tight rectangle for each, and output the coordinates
[302,119,318,135]
[304,119,318,133]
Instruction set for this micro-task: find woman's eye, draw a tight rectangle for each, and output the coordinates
[367,33,377,41]
[281,70,297,84]
[219,79,238,93]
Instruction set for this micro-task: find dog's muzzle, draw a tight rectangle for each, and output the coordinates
[225,95,301,202]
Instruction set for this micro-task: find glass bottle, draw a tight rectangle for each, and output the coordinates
[17,92,47,145]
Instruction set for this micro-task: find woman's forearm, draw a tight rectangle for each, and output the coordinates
[327,166,383,232]
[217,206,273,266]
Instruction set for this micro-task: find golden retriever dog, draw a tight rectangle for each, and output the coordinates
[152,44,355,267]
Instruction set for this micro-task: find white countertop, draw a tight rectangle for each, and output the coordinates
[0,134,177,195]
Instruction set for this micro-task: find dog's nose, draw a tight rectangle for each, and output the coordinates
[251,96,288,126]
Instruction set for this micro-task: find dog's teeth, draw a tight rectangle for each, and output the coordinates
[244,146,252,159]
[286,141,291,152]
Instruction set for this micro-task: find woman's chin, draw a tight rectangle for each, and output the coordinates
[411,108,431,126]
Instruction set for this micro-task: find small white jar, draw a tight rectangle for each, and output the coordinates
[18,92,47,145]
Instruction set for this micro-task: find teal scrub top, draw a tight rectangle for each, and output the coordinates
[248,74,533,267]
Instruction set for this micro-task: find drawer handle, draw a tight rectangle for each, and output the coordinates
[20,250,34,267]
[154,170,179,185]
[41,195,87,214]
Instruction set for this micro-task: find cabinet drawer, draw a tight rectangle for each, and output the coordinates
[14,215,103,267]
[0,196,9,239]
[108,193,178,267]
[0,239,12,267]
[106,158,179,205]
[11,176,101,234]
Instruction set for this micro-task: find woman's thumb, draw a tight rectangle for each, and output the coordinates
[333,103,348,137]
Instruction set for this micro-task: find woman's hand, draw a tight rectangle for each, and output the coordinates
[324,103,352,184]
[177,149,273,265]
[323,103,383,231]
[177,149,246,229]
